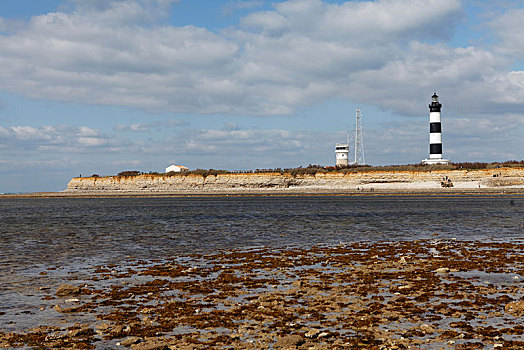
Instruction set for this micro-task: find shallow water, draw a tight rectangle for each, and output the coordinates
[0,196,522,272]
[0,195,522,337]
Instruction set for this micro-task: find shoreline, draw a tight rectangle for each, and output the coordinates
[2,187,524,198]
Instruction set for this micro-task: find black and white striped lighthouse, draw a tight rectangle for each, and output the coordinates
[422,92,449,164]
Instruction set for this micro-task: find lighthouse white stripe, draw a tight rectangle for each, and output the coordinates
[430,133,442,144]
[430,112,441,123]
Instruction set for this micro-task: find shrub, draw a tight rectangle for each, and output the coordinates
[117,170,141,177]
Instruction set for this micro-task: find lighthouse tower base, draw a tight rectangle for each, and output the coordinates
[422,157,450,165]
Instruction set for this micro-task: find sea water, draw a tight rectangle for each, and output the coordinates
[1,195,522,271]
[0,195,522,333]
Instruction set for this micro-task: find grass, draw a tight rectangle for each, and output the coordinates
[100,160,523,178]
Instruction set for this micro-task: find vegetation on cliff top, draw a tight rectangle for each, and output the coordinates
[90,160,524,179]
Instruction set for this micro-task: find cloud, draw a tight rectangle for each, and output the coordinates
[114,119,188,132]
[222,122,242,131]
[241,0,461,42]
[364,112,524,164]
[222,1,264,16]
[1,116,521,192]
[0,0,521,120]
[65,0,180,24]
[346,42,519,116]
[489,8,524,59]
[0,17,24,34]
[0,125,125,151]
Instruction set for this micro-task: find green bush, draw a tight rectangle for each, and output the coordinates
[117,170,141,177]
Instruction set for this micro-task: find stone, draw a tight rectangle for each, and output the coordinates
[274,335,304,348]
[304,328,321,338]
[53,304,83,313]
[419,324,435,334]
[96,322,111,331]
[130,338,169,350]
[435,268,450,274]
[120,336,142,346]
[56,284,81,296]
[68,325,92,338]
[504,301,524,317]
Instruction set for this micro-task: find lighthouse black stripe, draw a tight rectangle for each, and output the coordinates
[430,122,441,133]
[430,144,442,154]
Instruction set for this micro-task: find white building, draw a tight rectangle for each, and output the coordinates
[335,143,349,167]
[165,165,189,173]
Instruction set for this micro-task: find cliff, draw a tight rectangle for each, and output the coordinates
[66,168,524,193]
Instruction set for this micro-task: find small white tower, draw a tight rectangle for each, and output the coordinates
[335,143,349,167]
[422,92,449,165]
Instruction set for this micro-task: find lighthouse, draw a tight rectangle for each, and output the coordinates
[422,92,449,165]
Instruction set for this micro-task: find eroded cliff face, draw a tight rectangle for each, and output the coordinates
[65,168,524,192]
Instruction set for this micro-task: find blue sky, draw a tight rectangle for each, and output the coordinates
[0,0,523,192]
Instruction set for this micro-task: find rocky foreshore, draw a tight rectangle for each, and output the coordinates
[1,239,523,349]
[65,168,524,193]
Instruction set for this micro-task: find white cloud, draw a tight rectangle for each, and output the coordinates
[114,119,188,132]
[242,0,461,42]
[65,0,180,24]
[0,116,521,192]
[489,8,524,59]
[0,125,125,151]
[0,0,521,121]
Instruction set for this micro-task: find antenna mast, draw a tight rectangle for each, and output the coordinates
[354,109,365,165]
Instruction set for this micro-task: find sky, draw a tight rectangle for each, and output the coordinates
[0,0,523,193]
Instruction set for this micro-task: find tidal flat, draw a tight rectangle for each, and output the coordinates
[0,196,522,349]
[1,239,523,349]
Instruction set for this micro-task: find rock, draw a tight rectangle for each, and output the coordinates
[130,338,169,350]
[53,304,83,313]
[419,324,435,334]
[45,332,66,341]
[120,336,142,347]
[304,328,321,338]
[505,301,524,317]
[56,284,81,296]
[274,335,304,348]
[68,325,93,337]
[435,268,450,274]
[96,322,111,336]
